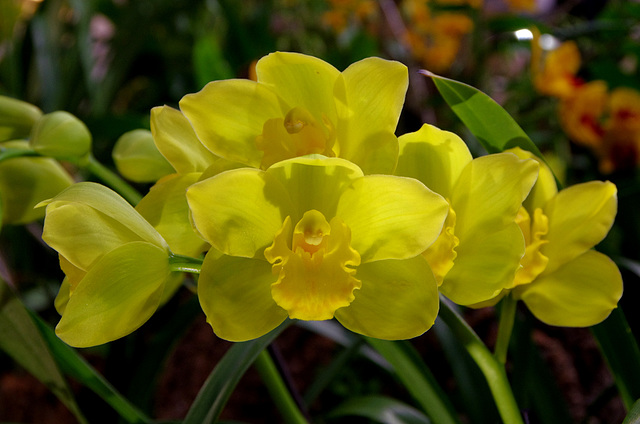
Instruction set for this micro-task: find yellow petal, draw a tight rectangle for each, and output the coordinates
[150,106,218,174]
[506,147,558,210]
[441,223,525,305]
[516,250,622,327]
[256,52,340,127]
[179,79,282,167]
[334,57,408,173]
[56,242,171,347]
[451,152,538,237]
[334,255,439,340]
[187,168,293,258]
[136,173,209,257]
[42,182,168,270]
[198,249,288,342]
[266,155,364,219]
[541,181,617,275]
[396,124,472,199]
[337,174,449,262]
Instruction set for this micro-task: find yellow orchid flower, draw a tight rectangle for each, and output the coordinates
[40,182,180,347]
[186,155,449,342]
[484,148,623,327]
[395,124,539,305]
[179,52,408,174]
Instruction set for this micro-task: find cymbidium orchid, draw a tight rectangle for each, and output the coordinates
[40,182,180,347]
[178,51,408,174]
[186,155,449,342]
[478,148,623,327]
[395,124,539,305]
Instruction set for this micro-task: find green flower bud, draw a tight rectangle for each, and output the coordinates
[30,111,92,162]
[112,129,174,182]
[0,95,42,142]
[0,142,74,225]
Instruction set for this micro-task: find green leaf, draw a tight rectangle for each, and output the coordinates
[592,307,640,410]
[0,280,87,424]
[328,395,432,424]
[422,71,544,157]
[623,398,640,424]
[366,338,461,424]
[183,320,290,424]
[29,312,151,424]
[432,320,499,424]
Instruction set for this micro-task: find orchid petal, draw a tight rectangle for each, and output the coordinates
[150,105,218,174]
[335,256,439,340]
[542,181,617,274]
[55,242,171,347]
[506,147,558,210]
[266,155,363,220]
[198,249,287,342]
[337,174,449,262]
[396,124,472,199]
[256,52,340,125]
[42,183,168,270]
[334,57,407,173]
[136,173,209,257]
[451,152,538,237]
[440,223,525,305]
[187,168,293,258]
[180,79,282,167]
[517,250,622,327]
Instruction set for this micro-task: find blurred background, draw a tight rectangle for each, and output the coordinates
[1,0,639,422]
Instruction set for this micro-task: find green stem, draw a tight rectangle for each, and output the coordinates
[254,349,309,424]
[168,255,203,274]
[494,294,518,365]
[439,296,524,424]
[83,154,142,205]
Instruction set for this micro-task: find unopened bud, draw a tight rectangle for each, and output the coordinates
[112,129,174,182]
[0,95,42,142]
[30,111,92,162]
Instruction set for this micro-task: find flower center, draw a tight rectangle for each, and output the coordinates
[264,210,361,320]
[256,107,336,169]
[513,207,549,287]
[423,202,458,285]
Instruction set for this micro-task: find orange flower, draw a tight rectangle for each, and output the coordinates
[532,32,583,99]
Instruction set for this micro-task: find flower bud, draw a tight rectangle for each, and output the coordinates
[112,129,174,182]
[30,111,92,162]
[0,95,42,142]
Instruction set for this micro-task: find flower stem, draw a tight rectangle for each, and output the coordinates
[438,296,524,424]
[494,294,518,365]
[168,254,203,274]
[254,349,309,424]
[84,154,143,205]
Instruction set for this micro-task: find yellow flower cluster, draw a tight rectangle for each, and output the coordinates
[37,52,622,347]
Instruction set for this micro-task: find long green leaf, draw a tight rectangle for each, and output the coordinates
[183,321,290,424]
[0,280,87,424]
[29,312,151,424]
[422,70,545,158]
[366,338,461,424]
[592,307,640,409]
[623,398,640,424]
[328,395,432,424]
